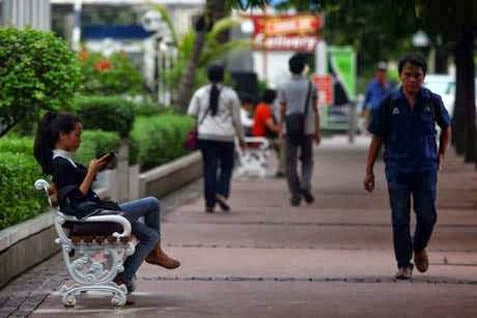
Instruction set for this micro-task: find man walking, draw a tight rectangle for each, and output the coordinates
[363,54,451,279]
[279,53,321,206]
[361,62,392,129]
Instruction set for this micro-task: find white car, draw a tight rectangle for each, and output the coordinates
[424,74,477,119]
[423,74,455,117]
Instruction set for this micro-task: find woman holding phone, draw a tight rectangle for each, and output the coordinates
[33,111,180,295]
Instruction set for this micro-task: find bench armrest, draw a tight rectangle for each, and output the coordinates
[35,178,131,239]
[60,213,132,238]
[243,137,270,149]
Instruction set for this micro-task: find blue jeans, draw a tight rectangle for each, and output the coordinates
[387,170,437,269]
[119,197,161,282]
[198,139,235,208]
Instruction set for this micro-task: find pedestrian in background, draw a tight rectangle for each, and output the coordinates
[361,62,392,129]
[240,94,255,137]
[363,54,451,280]
[279,53,321,206]
[187,64,245,213]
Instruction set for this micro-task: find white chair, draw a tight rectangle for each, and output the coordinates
[235,137,271,178]
[34,179,135,307]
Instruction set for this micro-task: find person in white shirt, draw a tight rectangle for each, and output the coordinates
[187,64,245,213]
[240,94,255,136]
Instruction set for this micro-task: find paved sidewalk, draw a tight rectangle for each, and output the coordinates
[3,135,477,317]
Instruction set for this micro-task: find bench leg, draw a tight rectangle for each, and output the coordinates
[59,243,134,307]
[61,283,128,307]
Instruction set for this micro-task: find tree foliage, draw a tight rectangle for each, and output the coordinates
[0,28,81,137]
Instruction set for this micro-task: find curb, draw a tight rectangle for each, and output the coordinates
[0,151,202,288]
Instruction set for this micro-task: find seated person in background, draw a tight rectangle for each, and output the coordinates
[252,89,285,177]
[240,94,255,136]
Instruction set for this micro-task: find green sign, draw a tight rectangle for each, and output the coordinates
[328,46,356,98]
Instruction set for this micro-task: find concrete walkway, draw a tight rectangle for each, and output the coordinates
[4,135,477,317]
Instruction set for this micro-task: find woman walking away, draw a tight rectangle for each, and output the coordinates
[187,64,245,213]
[33,111,180,299]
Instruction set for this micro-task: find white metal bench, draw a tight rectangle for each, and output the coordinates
[235,137,271,178]
[34,179,135,307]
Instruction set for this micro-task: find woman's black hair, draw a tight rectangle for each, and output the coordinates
[33,111,80,175]
[207,64,225,116]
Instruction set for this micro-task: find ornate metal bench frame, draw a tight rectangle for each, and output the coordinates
[34,179,135,307]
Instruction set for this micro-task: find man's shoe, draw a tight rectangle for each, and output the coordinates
[414,249,429,273]
[301,189,315,204]
[205,206,214,213]
[215,194,231,212]
[395,267,413,280]
[290,196,301,207]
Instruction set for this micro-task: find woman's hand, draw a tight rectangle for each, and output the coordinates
[88,154,110,174]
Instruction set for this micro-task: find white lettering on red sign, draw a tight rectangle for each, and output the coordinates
[253,34,318,52]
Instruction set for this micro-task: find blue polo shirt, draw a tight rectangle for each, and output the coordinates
[362,79,391,111]
[368,87,450,175]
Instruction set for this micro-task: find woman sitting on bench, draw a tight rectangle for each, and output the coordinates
[33,111,180,294]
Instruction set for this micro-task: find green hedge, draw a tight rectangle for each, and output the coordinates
[0,136,33,154]
[73,130,121,166]
[0,152,47,231]
[73,95,135,138]
[131,114,194,171]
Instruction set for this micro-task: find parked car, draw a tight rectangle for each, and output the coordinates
[423,74,455,117]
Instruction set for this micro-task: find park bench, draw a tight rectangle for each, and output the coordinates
[34,179,135,307]
[235,137,271,178]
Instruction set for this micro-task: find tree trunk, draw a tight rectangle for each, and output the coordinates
[453,27,477,162]
[176,30,207,112]
[434,44,448,74]
[175,0,228,112]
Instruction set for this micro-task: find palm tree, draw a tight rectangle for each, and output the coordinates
[175,0,229,112]
[155,4,251,111]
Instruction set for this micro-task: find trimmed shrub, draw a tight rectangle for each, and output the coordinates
[0,152,47,231]
[131,114,194,171]
[73,95,135,138]
[78,50,145,96]
[0,136,33,154]
[131,100,165,117]
[0,28,81,137]
[73,130,121,166]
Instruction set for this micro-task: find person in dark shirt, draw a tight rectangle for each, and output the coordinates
[33,112,180,294]
[363,54,451,280]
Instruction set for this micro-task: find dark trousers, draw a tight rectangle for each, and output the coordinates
[285,135,314,198]
[387,170,437,269]
[198,139,235,208]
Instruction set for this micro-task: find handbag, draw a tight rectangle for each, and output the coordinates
[70,199,122,219]
[184,127,199,151]
[184,99,213,151]
[286,81,312,142]
[59,185,122,219]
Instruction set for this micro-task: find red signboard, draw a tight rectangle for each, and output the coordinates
[250,14,323,52]
[252,14,323,37]
[312,74,334,105]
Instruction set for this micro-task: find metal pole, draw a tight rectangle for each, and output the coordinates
[348,100,356,143]
[72,0,82,51]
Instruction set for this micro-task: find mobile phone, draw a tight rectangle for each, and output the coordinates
[97,151,117,164]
